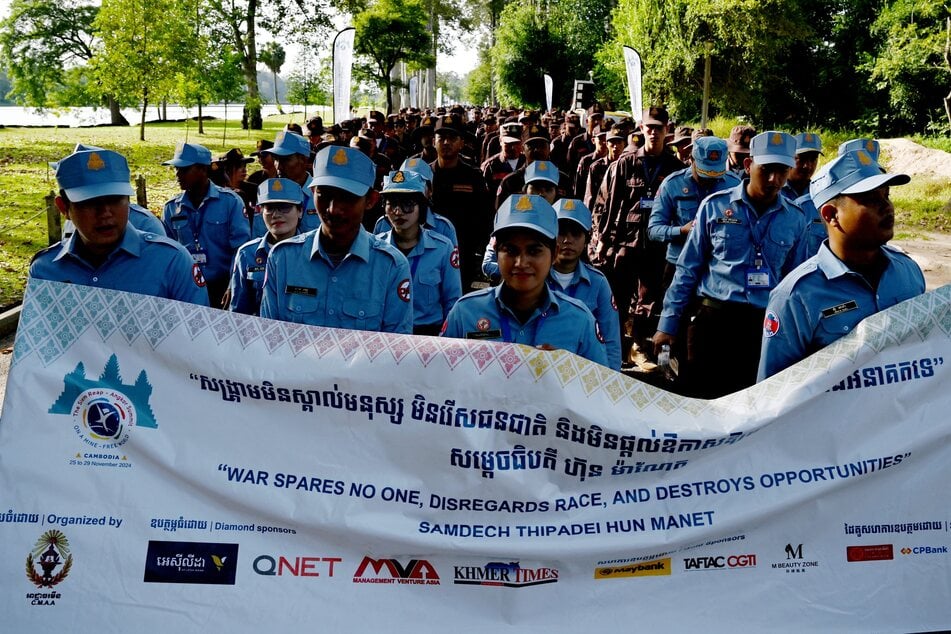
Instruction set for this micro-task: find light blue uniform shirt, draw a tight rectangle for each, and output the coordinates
[30,225,209,305]
[228,235,273,315]
[648,168,740,263]
[163,182,250,283]
[658,181,809,335]
[374,209,459,249]
[260,228,413,333]
[782,182,826,258]
[377,228,462,327]
[757,242,925,380]
[441,285,609,367]
[251,176,318,238]
[547,263,621,370]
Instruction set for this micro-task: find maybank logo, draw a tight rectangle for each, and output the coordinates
[595,558,671,579]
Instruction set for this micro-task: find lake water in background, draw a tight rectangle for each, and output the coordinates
[0,104,328,128]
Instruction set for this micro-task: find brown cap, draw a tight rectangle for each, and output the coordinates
[642,106,670,126]
[671,126,694,146]
[251,139,274,156]
[305,117,324,137]
[728,125,757,152]
[216,148,254,165]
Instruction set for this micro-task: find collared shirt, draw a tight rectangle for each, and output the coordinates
[163,181,250,282]
[757,242,925,380]
[251,176,318,238]
[378,228,462,326]
[228,235,273,315]
[648,167,741,263]
[782,182,826,258]
[658,181,809,335]
[259,228,413,333]
[373,210,459,249]
[547,263,621,370]
[440,285,609,367]
[30,226,209,305]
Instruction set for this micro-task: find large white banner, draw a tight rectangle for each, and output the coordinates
[1,280,950,632]
[544,74,553,112]
[332,27,356,124]
[623,45,642,117]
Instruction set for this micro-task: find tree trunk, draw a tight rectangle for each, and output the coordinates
[198,99,205,135]
[107,95,129,126]
[272,70,282,114]
[139,89,148,142]
[944,18,951,128]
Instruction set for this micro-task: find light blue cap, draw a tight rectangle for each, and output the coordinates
[264,130,311,157]
[399,156,433,184]
[794,132,823,155]
[750,131,796,168]
[692,136,728,178]
[493,194,558,240]
[809,150,909,207]
[50,143,106,170]
[381,170,427,196]
[837,138,880,162]
[311,145,376,196]
[55,149,135,202]
[162,142,212,167]
[553,198,592,232]
[257,178,304,205]
[524,160,559,186]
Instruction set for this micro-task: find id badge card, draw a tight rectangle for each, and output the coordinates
[746,252,771,288]
[190,246,208,265]
[640,197,655,210]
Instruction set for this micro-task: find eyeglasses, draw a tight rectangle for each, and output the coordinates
[384,199,419,213]
[261,203,298,215]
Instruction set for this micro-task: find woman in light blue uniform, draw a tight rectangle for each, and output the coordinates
[377,170,462,335]
[441,194,608,367]
[548,198,621,370]
[228,178,303,315]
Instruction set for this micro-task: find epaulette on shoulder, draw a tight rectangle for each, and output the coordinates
[30,242,63,265]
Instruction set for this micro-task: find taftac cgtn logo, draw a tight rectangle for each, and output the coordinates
[48,354,157,450]
[352,557,440,585]
[26,530,73,596]
[144,541,239,585]
[453,561,559,588]
[683,554,757,571]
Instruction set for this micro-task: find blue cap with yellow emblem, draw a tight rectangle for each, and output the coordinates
[55,149,135,202]
[809,150,909,208]
[750,131,796,168]
[794,132,823,155]
[311,145,376,196]
[493,194,558,240]
[399,157,433,185]
[162,142,212,167]
[257,178,304,205]
[553,198,592,232]
[837,138,880,162]
[381,170,427,196]
[692,136,728,178]
[524,160,559,187]
[263,131,311,158]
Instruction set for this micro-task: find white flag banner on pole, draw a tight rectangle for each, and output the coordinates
[623,46,642,117]
[332,27,356,124]
[436,87,443,108]
[409,76,419,109]
[544,74,553,112]
[1,279,950,632]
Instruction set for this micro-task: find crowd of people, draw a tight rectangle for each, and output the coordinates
[29,103,924,399]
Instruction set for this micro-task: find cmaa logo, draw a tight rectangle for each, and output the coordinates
[763,311,780,338]
[352,557,440,585]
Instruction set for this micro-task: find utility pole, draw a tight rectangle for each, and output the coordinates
[701,41,713,129]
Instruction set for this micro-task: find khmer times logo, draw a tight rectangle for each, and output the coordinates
[48,354,157,450]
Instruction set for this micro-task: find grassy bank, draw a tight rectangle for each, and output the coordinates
[0,116,948,308]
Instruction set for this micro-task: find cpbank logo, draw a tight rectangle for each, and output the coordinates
[49,354,157,449]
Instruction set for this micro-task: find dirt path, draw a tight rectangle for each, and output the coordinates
[893,232,951,290]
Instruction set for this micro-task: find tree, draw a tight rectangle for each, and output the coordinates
[286,53,331,118]
[258,40,286,113]
[354,0,435,114]
[0,0,127,123]
[92,0,195,140]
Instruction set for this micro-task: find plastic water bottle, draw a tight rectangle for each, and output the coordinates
[657,344,674,381]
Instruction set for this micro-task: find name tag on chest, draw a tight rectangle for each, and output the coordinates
[821,300,858,318]
[465,330,502,340]
[285,285,317,297]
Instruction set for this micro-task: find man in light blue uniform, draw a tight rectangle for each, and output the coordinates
[259,146,413,333]
[653,131,809,398]
[548,198,620,370]
[55,144,167,240]
[162,142,249,308]
[31,148,208,305]
[782,132,825,257]
[441,194,608,367]
[373,157,459,248]
[757,150,924,380]
[257,131,319,235]
[376,170,462,335]
[648,136,740,285]
[229,178,304,315]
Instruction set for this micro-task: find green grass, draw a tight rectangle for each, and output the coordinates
[0,115,295,309]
